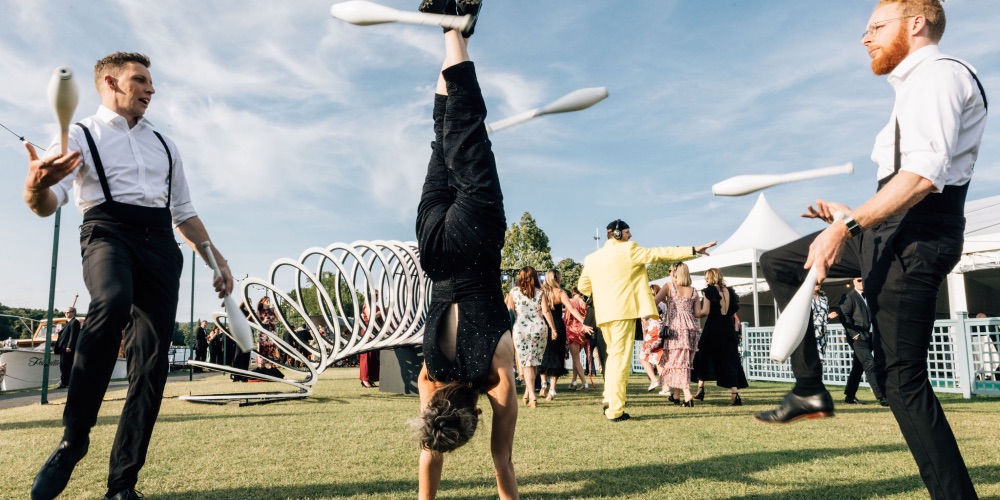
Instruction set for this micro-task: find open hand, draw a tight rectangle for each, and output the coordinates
[802,200,852,224]
[24,141,80,192]
[695,241,717,256]
[804,222,849,283]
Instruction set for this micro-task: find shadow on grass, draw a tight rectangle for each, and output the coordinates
[0,411,310,432]
[137,444,1000,499]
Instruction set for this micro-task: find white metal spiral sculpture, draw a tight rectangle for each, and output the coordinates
[181,240,430,404]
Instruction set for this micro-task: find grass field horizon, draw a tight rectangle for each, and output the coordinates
[2,368,998,499]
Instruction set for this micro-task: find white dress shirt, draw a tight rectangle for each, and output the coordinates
[47,106,197,227]
[871,45,988,192]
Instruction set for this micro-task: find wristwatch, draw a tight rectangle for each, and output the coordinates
[841,214,862,237]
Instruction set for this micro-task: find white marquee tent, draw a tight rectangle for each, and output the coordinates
[653,194,803,326]
[652,193,1000,324]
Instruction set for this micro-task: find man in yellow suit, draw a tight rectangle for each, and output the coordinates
[577,220,715,421]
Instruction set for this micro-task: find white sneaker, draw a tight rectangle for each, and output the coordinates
[647,381,660,391]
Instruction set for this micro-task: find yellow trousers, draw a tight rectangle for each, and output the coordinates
[600,319,635,419]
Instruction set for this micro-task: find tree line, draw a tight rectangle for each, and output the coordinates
[500,212,675,295]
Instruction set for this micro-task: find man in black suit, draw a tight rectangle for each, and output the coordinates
[839,278,887,406]
[56,308,81,389]
[193,320,209,372]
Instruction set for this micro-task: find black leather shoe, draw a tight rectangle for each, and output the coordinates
[755,391,835,424]
[682,399,694,408]
[31,438,89,500]
[667,394,681,405]
[609,412,631,422]
[844,396,863,404]
[104,488,143,500]
[878,397,890,407]
[418,0,455,14]
[693,388,705,401]
[456,0,482,37]
[731,393,742,406]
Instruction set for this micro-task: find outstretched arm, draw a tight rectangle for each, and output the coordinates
[560,291,592,333]
[486,332,519,500]
[22,142,81,217]
[630,241,716,265]
[417,364,445,500]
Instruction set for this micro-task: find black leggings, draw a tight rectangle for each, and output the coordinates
[415,61,510,386]
[415,61,505,284]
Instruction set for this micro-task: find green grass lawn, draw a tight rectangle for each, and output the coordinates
[2,368,999,499]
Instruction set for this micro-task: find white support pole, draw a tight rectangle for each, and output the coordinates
[953,311,973,399]
[947,272,968,320]
[751,252,760,327]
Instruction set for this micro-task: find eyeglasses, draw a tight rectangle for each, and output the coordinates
[863,16,915,38]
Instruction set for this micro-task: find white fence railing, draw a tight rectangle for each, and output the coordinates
[631,314,1000,399]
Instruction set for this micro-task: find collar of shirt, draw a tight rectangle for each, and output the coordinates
[887,44,940,89]
[94,104,152,131]
[48,106,198,227]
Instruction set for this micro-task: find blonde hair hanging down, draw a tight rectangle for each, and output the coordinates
[704,268,727,288]
[542,269,563,310]
[672,262,692,287]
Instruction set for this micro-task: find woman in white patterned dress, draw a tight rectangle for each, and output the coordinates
[505,266,555,408]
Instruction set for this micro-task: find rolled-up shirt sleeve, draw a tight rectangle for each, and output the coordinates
[44,131,83,208]
[162,136,198,227]
[898,64,972,192]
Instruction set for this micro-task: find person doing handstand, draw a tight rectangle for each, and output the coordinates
[410,2,518,499]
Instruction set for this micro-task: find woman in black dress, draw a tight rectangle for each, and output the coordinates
[693,268,748,405]
[411,4,518,499]
[539,270,590,400]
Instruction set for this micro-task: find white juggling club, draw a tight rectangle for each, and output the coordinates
[200,241,254,353]
[47,67,78,156]
[330,0,472,31]
[712,162,854,197]
[486,87,609,134]
[769,266,818,362]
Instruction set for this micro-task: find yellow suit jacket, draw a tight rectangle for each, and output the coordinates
[577,239,696,325]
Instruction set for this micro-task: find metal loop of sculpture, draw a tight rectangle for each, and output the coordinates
[180,240,430,405]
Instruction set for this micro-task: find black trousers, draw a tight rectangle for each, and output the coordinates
[63,221,182,492]
[760,210,976,499]
[415,62,505,283]
[844,332,884,400]
[59,348,74,387]
[589,329,607,377]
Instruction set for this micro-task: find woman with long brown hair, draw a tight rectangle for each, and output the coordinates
[505,266,556,407]
[693,268,748,405]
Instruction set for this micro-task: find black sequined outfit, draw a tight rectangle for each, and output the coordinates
[416,61,510,388]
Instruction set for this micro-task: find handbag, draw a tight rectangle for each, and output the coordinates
[658,323,676,341]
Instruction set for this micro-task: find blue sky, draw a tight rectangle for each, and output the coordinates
[1,0,998,323]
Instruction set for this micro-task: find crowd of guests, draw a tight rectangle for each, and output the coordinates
[502,263,749,409]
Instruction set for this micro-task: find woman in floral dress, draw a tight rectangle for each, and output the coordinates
[640,284,668,392]
[811,286,830,360]
[654,262,708,406]
[565,287,592,390]
[505,266,555,407]
[255,297,281,369]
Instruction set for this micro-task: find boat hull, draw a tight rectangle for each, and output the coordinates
[0,349,127,391]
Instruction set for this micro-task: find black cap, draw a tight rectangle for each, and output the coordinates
[606,219,629,230]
